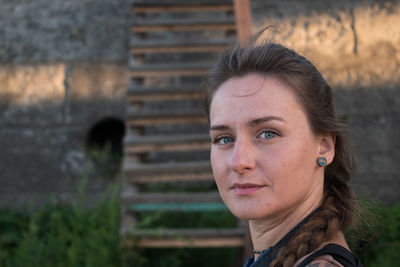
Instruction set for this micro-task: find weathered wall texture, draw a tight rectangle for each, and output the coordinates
[0,0,131,207]
[0,0,398,207]
[252,0,400,89]
[251,0,400,203]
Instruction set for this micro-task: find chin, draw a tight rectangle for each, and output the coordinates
[221,194,278,221]
[228,204,271,221]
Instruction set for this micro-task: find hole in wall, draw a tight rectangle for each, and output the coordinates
[86,117,125,179]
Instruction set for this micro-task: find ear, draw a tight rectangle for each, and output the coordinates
[318,133,336,165]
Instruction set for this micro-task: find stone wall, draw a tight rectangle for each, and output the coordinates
[251,0,400,89]
[0,0,398,207]
[0,0,131,207]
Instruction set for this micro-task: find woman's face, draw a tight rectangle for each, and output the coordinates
[209,74,328,221]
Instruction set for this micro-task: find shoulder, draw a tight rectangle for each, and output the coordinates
[294,244,362,267]
[303,255,344,267]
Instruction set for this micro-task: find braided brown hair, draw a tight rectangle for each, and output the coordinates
[203,33,356,267]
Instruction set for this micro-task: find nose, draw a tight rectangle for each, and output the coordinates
[228,138,256,174]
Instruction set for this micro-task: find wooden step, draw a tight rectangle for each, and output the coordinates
[124,134,210,153]
[133,0,234,13]
[122,228,245,248]
[127,85,201,101]
[131,18,236,33]
[127,109,207,126]
[123,160,213,183]
[130,62,211,77]
[129,202,227,212]
[130,38,234,54]
[121,191,222,204]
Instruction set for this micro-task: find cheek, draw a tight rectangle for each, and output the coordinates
[260,141,292,167]
[277,138,317,186]
[210,149,224,182]
[261,137,314,180]
[210,148,217,168]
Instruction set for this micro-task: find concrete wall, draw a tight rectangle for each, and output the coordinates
[0,0,131,207]
[0,0,398,207]
[251,0,400,89]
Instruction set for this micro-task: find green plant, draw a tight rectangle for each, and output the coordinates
[0,183,122,267]
[347,200,400,267]
[86,142,122,181]
[135,210,237,229]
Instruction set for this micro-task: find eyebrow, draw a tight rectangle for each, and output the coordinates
[209,116,285,131]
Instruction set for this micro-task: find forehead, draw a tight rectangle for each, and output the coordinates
[209,74,304,124]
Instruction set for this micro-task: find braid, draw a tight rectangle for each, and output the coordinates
[270,159,356,267]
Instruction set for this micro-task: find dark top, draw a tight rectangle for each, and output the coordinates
[243,211,315,267]
[296,243,364,267]
[243,210,363,267]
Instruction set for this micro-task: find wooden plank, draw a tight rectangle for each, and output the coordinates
[125,172,214,184]
[127,90,200,101]
[130,38,234,54]
[130,68,206,77]
[123,161,212,176]
[124,134,210,153]
[134,5,233,13]
[130,202,228,212]
[125,134,210,145]
[130,62,211,77]
[233,0,253,42]
[131,18,236,33]
[126,110,207,126]
[135,237,244,248]
[130,62,212,71]
[125,142,210,153]
[132,1,234,13]
[127,116,207,126]
[122,228,246,248]
[131,44,226,54]
[130,228,245,238]
[132,23,236,33]
[127,85,201,101]
[123,235,244,248]
[130,38,235,48]
[121,192,222,204]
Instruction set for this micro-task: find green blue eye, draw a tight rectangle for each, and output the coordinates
[214,136,234,145]
[259,131,277,139]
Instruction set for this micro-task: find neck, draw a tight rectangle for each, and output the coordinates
[250,194,322,261]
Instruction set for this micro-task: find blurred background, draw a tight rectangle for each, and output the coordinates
[0,0,399,266]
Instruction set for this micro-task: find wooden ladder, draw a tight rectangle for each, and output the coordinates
[122,0,253,260]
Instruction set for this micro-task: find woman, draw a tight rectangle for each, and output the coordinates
[202,34,363,267]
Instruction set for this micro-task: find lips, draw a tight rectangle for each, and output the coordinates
[231,183,266,196]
